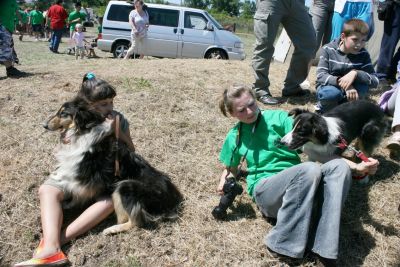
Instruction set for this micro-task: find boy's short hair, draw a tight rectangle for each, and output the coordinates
[75,2,82,7]
[342,19,369,37]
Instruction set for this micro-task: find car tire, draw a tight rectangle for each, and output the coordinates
[113,41,130,58]
[205,49,228,60]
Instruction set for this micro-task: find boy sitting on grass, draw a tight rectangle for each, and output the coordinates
[315,18,379,114]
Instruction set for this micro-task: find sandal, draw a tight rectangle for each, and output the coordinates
[32,239,44,257]
[14,251,69,267]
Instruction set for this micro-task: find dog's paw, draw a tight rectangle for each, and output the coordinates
[103,226,119,235]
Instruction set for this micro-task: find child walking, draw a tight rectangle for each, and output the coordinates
[14,73,135,267]
[72,23,87,59]
[315,18,379,113]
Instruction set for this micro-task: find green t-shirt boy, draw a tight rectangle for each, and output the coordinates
[219,110,301,199]
[29,9,44,25]
[68,10,86,31]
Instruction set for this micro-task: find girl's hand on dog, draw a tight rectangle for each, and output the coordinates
[338,70,357,91]
[356,158,379,176]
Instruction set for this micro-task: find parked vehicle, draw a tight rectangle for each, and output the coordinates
[97,1,245,60]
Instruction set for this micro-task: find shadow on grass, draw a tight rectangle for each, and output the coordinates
[339,155,399,266]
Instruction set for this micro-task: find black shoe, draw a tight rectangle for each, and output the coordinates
[6,67,26,78]
[282,88,310,97]
[49,47,53,52]
[258,94,281,105]
[315,254,337,267]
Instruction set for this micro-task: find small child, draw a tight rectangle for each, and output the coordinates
[14,73,135,267]
[72,23,87,59]
[315,18,379,113]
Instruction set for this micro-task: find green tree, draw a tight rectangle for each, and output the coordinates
[211,0,240,16]
[240,0,255,18]
[184,0,210,9]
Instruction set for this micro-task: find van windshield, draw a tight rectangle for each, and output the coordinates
[204,12,223,30]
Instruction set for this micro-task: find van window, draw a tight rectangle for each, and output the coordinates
[148,8,179,27]
[184,12,207,30]
[107,4,132,22]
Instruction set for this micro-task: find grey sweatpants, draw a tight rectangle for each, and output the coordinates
[252,0,316,97]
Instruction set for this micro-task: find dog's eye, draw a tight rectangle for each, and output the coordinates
[60,111,71,118]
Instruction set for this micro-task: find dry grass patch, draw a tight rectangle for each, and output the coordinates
[0,34,399,267]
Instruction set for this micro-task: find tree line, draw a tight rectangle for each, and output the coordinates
[20,0,256,18]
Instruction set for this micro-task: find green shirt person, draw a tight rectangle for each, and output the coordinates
[29,8,44,25]
[68,2,86,37]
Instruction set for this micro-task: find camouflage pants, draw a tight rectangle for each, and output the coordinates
[0,25,15,63]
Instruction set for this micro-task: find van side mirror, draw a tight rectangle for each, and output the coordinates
[206,22,214,31]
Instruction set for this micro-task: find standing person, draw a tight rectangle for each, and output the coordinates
[124,0,149,60]
[0,0,25,78]
[376,0,400,85]
[217,84,379,265]
[251,0,316,105]
[67,2,86,54]
[315,19,379,113]
[16,7,28,41]
[72,23,86,59]
[330,0,374,41]
[46,0,68,53]
[29,5,44,41]
[14,73,136,267]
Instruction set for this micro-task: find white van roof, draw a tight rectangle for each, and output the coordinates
[108,1,208,13]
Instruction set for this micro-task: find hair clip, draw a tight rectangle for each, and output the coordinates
[86,72,96,80]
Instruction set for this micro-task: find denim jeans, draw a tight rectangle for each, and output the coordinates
[254,159,352,259]
[316,83,369,113]
[50,29,63,52]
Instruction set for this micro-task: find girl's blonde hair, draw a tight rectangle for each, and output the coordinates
[78,72,116,103]
[219,84,256,117]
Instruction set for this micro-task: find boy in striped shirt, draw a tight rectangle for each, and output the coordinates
[315,18,379,113]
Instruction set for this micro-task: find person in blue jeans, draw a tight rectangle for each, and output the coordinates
[316,19,379,113]
[217,84,379,265]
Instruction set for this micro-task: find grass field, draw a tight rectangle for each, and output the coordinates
[0,28,399,267]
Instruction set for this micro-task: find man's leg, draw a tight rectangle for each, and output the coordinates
[376,4,400,80]
[254,162,322,258]
[53,29,63,52]
[252,0,283,104]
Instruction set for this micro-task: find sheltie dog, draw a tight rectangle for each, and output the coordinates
[279,100,386,162]
[43,97,183,234]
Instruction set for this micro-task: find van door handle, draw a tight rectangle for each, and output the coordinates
[180,29,184,34]
[173,28,177,34]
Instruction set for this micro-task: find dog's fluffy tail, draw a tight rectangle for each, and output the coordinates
[104,179,182,234]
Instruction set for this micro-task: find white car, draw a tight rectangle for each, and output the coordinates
[97,1,245,60]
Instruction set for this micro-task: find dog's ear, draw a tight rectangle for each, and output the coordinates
[312,123,329,144]
[74,105,105,131]
[289,108,308,117]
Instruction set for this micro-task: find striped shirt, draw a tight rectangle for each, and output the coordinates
[316,38,379,89]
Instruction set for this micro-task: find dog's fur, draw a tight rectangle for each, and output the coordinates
[44,97,183,234]
[279,100,386,162]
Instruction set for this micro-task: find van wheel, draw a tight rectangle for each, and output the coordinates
[113,42,130,58]
[205,49,227,60]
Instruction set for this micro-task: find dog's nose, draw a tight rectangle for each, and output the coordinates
[42,122,49,129]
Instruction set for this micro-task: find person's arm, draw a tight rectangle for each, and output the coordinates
[129,12,138,34]
[120,127,136,152]
[316,46,340,86]
[342,157,379,176]
[353,53,380,89]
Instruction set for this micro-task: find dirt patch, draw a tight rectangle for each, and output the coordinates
[0,35,399,267]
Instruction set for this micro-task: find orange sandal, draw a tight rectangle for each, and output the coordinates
[14,251,69,267]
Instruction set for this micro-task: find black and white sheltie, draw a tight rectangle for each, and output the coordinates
[279,100,387,162]
[43,97,183,234]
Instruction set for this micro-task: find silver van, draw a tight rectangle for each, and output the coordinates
[97,1,245,60]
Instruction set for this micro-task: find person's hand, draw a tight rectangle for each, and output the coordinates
[217,176,226,195]
[355,157,379,176]
[338,70,357,90]
[345,87,359,101]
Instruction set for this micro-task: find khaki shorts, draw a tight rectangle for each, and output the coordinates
[43,177,72,201]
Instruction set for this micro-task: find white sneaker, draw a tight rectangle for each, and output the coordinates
[300,79,311,90]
